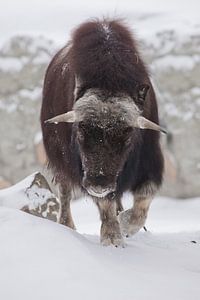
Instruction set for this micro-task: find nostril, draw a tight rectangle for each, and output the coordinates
[95,175,107,185]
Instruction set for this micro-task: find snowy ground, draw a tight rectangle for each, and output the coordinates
[0,190,199,300]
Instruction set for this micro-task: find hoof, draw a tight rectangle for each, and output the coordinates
[101,237,125,248]
[100,219,125,247]
[118,209,146,237]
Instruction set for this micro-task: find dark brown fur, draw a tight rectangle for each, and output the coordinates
[41,20,164,240]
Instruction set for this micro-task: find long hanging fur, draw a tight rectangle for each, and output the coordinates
[40,19,164,193]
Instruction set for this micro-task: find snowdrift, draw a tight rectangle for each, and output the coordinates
[0,180,199,300]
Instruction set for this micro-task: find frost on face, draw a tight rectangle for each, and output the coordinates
[99,168,104,176]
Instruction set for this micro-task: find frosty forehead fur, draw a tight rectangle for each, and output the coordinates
[73,89,141,126]
[46,88,166,133]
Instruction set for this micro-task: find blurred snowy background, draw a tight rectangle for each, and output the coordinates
[0,0,200,197]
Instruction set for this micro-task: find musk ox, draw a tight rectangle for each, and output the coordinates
[41,19,165,246]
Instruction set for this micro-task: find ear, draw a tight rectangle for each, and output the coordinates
[137,84,150,103]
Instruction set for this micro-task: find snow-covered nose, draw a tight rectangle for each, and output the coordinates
[82,173,116,198]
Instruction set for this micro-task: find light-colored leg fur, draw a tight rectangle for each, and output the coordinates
[96,199,124,247]
[116,197,124,215]
[58,185,76,229]
[119,182,157,237]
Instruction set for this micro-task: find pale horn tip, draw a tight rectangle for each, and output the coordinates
[160,127,168,134]
[44,118,58,124]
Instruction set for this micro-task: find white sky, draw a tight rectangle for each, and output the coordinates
[0,0,200,45]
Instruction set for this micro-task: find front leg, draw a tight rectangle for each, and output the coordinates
[116,196,124,215]
[58,184,76,230]
[96,199,124,247]
[119,182,156,237]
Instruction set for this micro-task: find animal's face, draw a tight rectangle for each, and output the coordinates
[45,88,166,198]
[76,118,134,198]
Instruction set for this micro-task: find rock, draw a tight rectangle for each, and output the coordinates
[0,172,60,222]
[21,172,60,222]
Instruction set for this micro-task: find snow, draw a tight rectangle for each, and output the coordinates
[102,23,111,40]
[34,131,42,144]
[0,57,26,72]
[152,54,200,72]
[0,180,200,300]
[32,50,52,64]
[18,87,42,101]
[0,101,17,113]
[191,87,200,96]
[0,0,200,46]
[16,142,26,151]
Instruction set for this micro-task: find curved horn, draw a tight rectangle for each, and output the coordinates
[134,116,167,134]
[45,111,77,124]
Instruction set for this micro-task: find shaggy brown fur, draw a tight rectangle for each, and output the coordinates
[40,19,164,246]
